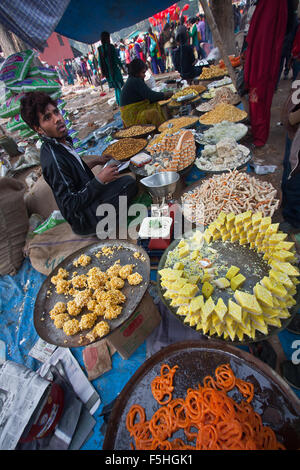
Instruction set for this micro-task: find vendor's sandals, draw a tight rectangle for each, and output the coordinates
[280,360,300,390]
[248,340,277,370]
[286,314,300,334]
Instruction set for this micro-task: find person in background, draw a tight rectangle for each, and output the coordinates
[175,16,189,44]
[172,32,202,83]
[133,36,143,61]
[147,27,165,75]
[119,44,126,69]
[55,63,66,85]
[125,44,131,67]
[120,58,172,128]
[80,57,92,85]
[280,78,300,232]
[189,17,206,60]
[291,21,300,80]
[161,23,175,72]
[244,0,288,148]
[233,4,242,33]
[196,17,207,59]
[277,0,298,86]
[205,15,213,45]
[98,31,127,106]
[198,14,206,43]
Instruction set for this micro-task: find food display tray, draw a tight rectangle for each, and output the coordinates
[34,240,150,348]
[156,237,300,346]
[103,340,300,450]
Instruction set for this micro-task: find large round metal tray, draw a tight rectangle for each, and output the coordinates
[156,236,300,346]
[158,117,200,133]
[195,149,252,174]
[102,138,148,161]
[103,340,300,450]
[112,125,156,140]
[34,240,150,348]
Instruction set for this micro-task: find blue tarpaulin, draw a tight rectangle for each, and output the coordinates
[56,0,173,45]
[0,0,174,50]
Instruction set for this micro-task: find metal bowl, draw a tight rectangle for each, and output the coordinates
[140,171,179,199]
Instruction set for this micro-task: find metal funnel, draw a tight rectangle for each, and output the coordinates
[140,171,179,199]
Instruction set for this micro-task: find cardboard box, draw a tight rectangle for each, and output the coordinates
[107,291,161,359]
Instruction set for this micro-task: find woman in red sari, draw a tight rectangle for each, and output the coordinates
[244,0,288,147]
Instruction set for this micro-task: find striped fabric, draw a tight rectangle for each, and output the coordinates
[0,0,70,51]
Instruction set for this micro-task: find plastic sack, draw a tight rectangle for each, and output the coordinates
[0,49,35,85]
[50,89,62,100]
[57,98,66,109]
[28,66,59,80]
[6,114,27,132]
[19,127,37,138]
[72,137,82,149]
[0,86,12,105]
[0,93,25,118]
[68,129,78,138]
[7,77,61,94]
[33,210,66,234]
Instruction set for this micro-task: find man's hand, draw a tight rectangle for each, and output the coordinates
[164,90,173,99]
[97,164,119,183]
[98,153,113,164]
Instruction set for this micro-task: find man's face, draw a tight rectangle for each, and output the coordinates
[35,103,68,140]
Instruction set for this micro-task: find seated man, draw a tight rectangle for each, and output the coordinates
[172,32,203,82]
[20,91,137,236]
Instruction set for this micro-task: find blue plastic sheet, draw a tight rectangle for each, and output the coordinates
[0,257,147,449]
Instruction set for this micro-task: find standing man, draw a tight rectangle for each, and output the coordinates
[20,91,137,236]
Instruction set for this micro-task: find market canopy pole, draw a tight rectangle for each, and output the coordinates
[198,0,248,111]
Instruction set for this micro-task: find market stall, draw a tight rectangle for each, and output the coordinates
[0,0,300,454]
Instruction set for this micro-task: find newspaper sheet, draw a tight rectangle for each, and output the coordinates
[0,361,50,450]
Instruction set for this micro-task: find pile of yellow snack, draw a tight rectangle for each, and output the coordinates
[199,65,228,80]
[49,254,143,343]
[199,103,247,125]
[159,211,299,342]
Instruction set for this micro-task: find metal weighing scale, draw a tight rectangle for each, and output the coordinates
[138,172,181,262]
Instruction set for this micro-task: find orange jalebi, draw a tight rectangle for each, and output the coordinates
[126,363,285,451]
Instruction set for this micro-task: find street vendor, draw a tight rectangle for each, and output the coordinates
[172,32,203,82]
[120,58,173,128]
[20,91,137,236]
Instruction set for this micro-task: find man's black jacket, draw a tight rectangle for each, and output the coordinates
[40,135,105,235]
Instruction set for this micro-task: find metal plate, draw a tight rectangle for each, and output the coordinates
[102,138,148,161]
[34,240,150,348]
[113,125,156,140]
[195,151,252,174]
[103,340,300,450]
[129,160,195,178]
[156,236,300,346]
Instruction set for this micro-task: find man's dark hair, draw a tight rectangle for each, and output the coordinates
[127,58,147,77]
[20,91,57,130]
[101,31,110,44]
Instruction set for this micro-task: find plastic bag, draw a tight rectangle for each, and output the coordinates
[0,49,35,85]
[33,210,66,234]
[6,114,27,132]
[28,66,59,80]
[0,93,25,118]
[7,77,61,94]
